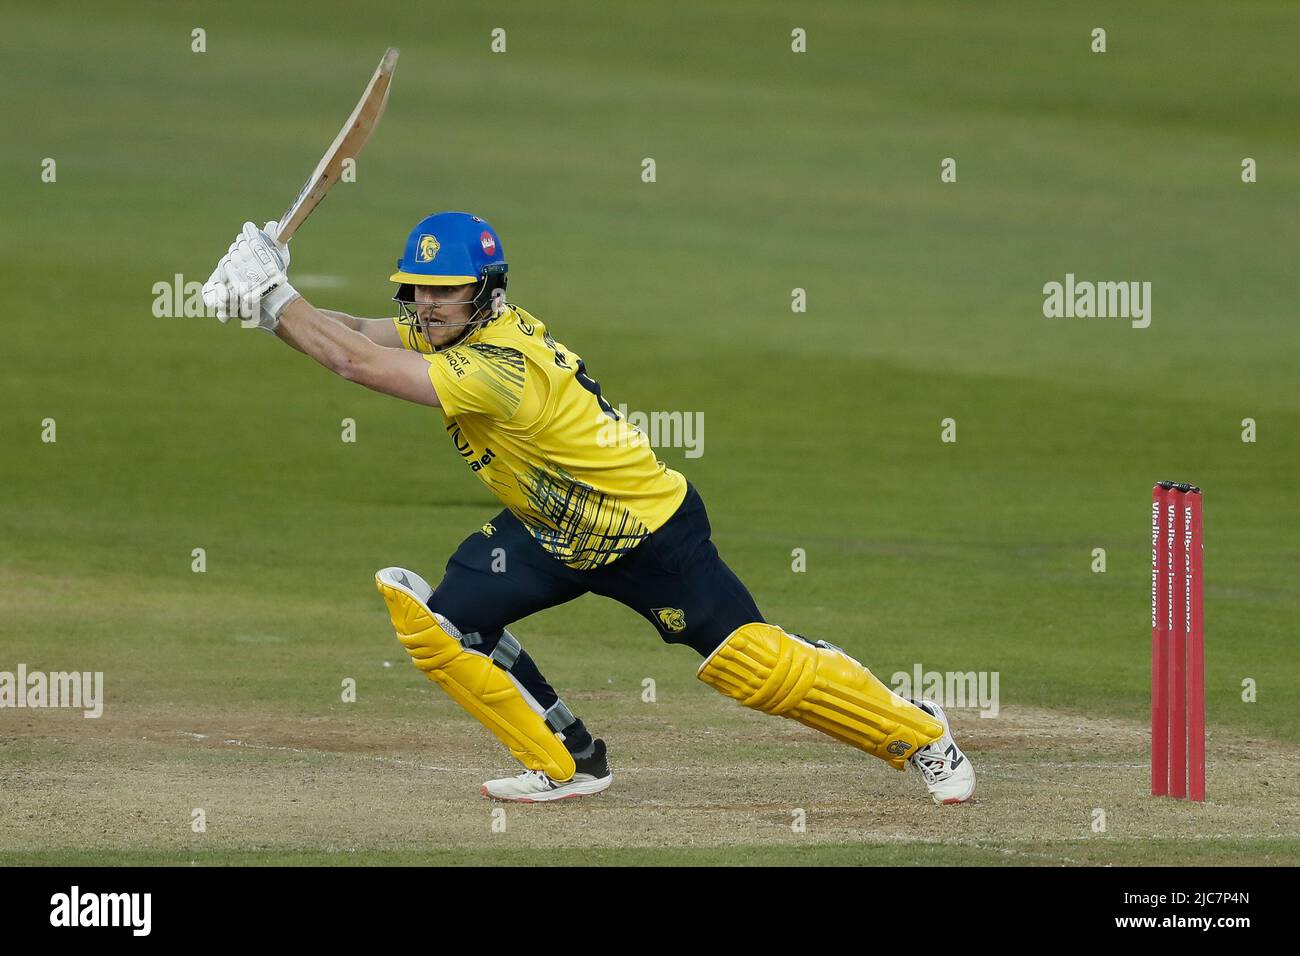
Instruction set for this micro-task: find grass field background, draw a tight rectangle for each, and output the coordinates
[2,0,1297,865]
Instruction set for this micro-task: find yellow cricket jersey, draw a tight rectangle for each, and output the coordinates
[394,305,687,570]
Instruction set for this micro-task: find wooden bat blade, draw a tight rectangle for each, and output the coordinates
[274,46,399,243]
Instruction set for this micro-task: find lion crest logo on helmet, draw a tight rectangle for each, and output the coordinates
[416,234,440,262]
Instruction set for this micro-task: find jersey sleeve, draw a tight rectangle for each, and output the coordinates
[424,343,527,420]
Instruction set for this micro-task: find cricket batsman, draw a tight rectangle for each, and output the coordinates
[203,213,976,804]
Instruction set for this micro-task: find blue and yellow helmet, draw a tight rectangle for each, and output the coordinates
[390,212,509,347]
[390,211,507,288]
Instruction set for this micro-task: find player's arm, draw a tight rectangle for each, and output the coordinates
[275,298,441,407]
[204,222,440,407]
[318,309,403,348]
[259,309,400,356]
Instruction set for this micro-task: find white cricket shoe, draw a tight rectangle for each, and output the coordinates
[908,699,976,805]
[481,738,613,803]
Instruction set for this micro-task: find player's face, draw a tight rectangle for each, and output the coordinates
[413,283,476,348]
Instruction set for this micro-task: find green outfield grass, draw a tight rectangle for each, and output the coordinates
[1,0,1297,865]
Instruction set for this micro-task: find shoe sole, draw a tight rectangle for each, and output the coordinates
[933,776,976,805]
[480,774,613,803]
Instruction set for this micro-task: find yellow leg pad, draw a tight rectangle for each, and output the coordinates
[698,623,943,770]
[376,574,576,781]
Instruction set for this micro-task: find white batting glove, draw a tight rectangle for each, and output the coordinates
[255,221,293,332]
[201,258,234,321]
[259,220,290,270]
[202,246,245,323]
[223,220,299,332]
[202,223,290,326]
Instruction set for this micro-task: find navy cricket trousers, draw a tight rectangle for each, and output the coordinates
[428,482,764,658]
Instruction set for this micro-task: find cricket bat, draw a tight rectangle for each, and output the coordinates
[274,47,399,243]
